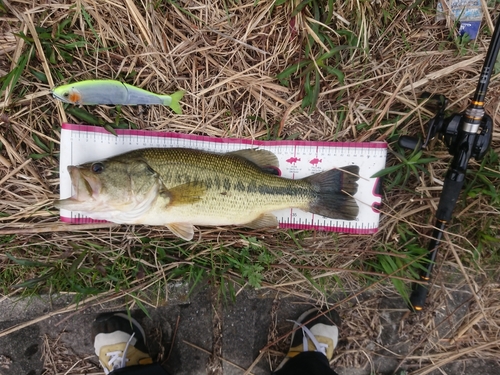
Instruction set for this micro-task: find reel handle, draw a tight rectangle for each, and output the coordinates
[398,136,421,151]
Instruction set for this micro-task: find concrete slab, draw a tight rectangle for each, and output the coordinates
[166,289,213,375]
[0,285,499,375]
[441,359,500,374]
[0,321,42,375]
[221,293,274,375]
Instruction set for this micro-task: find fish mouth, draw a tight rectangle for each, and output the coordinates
[51,91,70,104]
[55,166,102,210]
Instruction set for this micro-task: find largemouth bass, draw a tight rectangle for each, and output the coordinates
[56,148,360,240]
[51,80,184,114]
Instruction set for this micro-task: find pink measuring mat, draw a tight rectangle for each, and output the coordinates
[59,124,387,234]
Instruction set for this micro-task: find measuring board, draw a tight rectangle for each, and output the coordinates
[59,124,387,234]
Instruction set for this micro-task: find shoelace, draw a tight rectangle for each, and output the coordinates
[289,320,328,356]
[102,333,136,374]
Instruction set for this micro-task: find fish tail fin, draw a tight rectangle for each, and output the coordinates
[166,90,185,114]
[305,165,360,221]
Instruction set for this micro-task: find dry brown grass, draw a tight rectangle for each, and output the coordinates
[1,0,500,373]
[41,334,100,375]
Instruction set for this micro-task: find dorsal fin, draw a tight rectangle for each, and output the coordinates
[228,149,279,169]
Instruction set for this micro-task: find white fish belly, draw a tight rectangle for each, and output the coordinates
[135,193,308,226]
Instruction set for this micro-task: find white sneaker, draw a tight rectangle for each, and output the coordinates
[92,312,153,374]
[276,307,340,371]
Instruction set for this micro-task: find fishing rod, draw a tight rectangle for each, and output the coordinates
[398,15,500,311]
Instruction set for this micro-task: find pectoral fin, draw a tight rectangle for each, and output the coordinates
[245,213,279,229]
[228,149,279,169]
[167,181,206,205]
[167,223,195,241]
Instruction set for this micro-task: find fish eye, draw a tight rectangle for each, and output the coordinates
[63,92,69,98]
[91,162,105,174]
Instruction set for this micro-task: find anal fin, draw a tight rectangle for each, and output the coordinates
[167,223,195,241]
[245,213,279,229]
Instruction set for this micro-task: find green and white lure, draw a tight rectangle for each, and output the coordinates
[51,80,184,114]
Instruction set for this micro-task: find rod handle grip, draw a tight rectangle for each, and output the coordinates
[436,174,465,222]
[409,279,430,311]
